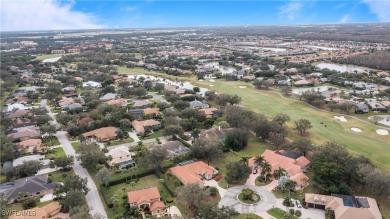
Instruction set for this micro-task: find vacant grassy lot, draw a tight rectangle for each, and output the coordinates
[101,174,174,219]
[47,169,76,183]
[210,137,272,188]
[46,147,66,160]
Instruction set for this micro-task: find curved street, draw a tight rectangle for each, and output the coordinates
[42,99,108,218]
[218,185,276,214]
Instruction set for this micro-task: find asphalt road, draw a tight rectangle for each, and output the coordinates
[42,100,108,218]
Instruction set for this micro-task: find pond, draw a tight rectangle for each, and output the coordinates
[368,115,390,127]
[292,86,338,95]
[128,74,209,96]
[302,45,339,51]
[316,62,369,74]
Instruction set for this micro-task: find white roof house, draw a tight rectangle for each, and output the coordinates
[82,81,102,88]
[4,103,29,113]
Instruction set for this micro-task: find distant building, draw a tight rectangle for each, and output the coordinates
[50,50,65,54]
[355,103,369,114]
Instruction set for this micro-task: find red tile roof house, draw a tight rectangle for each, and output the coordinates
[82,127,119,142]
[127,187,166,217]
[77,116,94,125]
[7,109,32,120]
[18,139,43,154]
[131,120,161,135]
[57,98,74,108]
[199,108,219,118]
[249,149,310,189]
[169,161,218,186]
[305,193,382,219]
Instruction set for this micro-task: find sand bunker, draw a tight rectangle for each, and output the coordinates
[209,79,215,82]
[239,86,247,88]
[198,79,204,82]
[209,85,214,87]
[376,129,389,135]
[334,116,347,122]
[351,128,362,132]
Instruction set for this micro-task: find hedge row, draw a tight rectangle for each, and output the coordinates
[109,168,155,186]
[177,137,192,148]
[155,170,177,197]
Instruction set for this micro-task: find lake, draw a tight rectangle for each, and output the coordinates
[128,74,209,96]
[316,63,369,73]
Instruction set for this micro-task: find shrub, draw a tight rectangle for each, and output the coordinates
[289,209,295,215]
[295,210,302,217]
[107,203,113,208]
[122,195,127,199]
[166,198,173,203]
[22,199,37,209]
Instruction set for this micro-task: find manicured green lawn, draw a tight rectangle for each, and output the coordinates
[34,52,80,61]
[267,208,297,219]
[234,214,263,219]
[101,174,174,219]
[46,147,66,160]
[143,130,163,140]
[123,70,390,172]
[34,54,62,60]
[71,142,80,151]
[36,200,53,207]
[196,79,390,172]
[105,137,134,146]
[210,137,271,188]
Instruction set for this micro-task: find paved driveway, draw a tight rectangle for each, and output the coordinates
[218,185,276,214]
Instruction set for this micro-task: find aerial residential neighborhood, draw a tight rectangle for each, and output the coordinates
[1,2,390,219]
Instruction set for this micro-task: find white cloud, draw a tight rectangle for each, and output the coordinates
[339,14,350,23]
[1,0,103,31]
[279,1,304,21]
[362,0,390,21]
[121,6,140,12]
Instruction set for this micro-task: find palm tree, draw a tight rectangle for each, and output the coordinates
[273,167,286,179]
[261,161,272,182]
[240,156,249,165]
[254,155,265,168]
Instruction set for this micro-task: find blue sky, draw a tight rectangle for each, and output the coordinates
[1,0,390,31]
